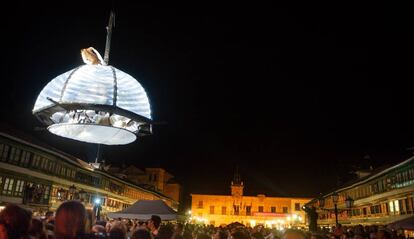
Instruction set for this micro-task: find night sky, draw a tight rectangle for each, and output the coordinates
[1,3,413,209]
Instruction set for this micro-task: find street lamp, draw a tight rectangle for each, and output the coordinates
[332,192,339,226]
[57,188,66,201]
[345,196,355,217]
[94,197,102,220]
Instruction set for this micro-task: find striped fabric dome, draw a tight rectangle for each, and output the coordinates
[33,65,151,119]
[32,64,152,145]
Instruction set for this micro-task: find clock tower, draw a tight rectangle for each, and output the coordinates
[231,166,244,197]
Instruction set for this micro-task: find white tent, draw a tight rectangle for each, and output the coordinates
[107,200,177,220]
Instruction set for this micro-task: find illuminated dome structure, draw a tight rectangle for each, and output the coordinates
[33,64,152,145]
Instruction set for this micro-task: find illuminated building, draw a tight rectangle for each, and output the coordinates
[106,166,181,206]
[0,124,178,215]
[305,155,414,226]
[190,171,311,227]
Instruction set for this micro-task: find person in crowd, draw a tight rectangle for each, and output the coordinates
[160,224,176,239]
[147,215,162,237]
[252,231,265,239]
[108,227,127,239]
[109,221,128,239]
[54,200,87,239]
[213,228,228,239]
[281,229,306,239]
[196,233,212,239]
[377,230,392,239]
[232,231,250,239]
[310,233,329,239]
[29,217,48,239]
[91,224,107,236]
[173,223,185,239]
[132,229,152,239]
[44,211,54,224]
[0,203,32,239]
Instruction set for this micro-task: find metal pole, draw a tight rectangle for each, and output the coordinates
[104,11,115,65]
[95,144,101,164]
[334,203,338,226]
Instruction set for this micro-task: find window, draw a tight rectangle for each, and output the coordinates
[48,161,55,172]
[41,158,48,169]
[9,148,21,164]
[394,200,400,212]
[55,164,61,174]
[14,180,24,196]
[3,178,14,195]
[295,203,301,211]
[0,144,9,161]
[246,206,252,215]
[271,206,276,213]
[258,206,264,212]
[198,200,203,209]
[221,206,226,215]
[234,205,240,215]
[283,207,288,213]
[32,155,41,168]
[389,201,394,212]
[20,151,31,167]
[210,206,215,214]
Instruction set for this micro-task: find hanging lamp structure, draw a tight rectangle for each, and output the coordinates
[32,12,152,145]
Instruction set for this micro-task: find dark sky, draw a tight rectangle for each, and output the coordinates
[1,3,413,209]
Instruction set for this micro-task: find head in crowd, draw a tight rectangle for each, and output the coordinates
[150,215,162,229]
[158,224,175,239]
[197,233,212,239]
[108,220,127,239]
[0,203,32,239]
[311,233,329,239]
[282,229,306,239]
[174,223,184,234]
[54,200,87,239]
[109,226,127,239]
[132,229,152,239]
[29,217,48,239]
[232,231,250,239]
[252,231,265,239]
[377,230,391,239]
[92,224,106,234]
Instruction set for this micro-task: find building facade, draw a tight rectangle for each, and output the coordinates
[106,165,181,203]
[0,126,179,215]
[305,156,414,226]
[191,172,311,228]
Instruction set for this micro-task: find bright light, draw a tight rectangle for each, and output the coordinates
[188,210,192,215]
[250,220,256,227]
[94,198,101,204]
[287,216,291,221]
[265,221,272,227]
[292,214,298,220]
[298,216,303,222]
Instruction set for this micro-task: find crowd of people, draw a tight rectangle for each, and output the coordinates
[0,201,410,239]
